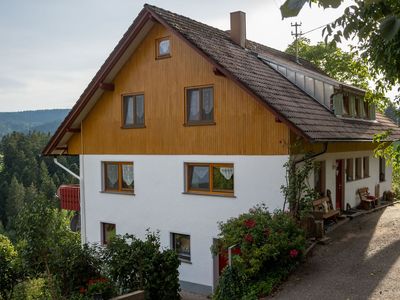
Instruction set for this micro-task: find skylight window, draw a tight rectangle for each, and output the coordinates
[259,57,335,109]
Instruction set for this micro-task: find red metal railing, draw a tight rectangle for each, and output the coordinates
[57,185,80,211]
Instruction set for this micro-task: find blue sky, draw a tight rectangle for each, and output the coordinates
[0,0,353,112]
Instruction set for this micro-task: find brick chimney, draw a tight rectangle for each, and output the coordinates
[230,11,246,48]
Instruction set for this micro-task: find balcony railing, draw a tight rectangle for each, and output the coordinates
[57,184,80,211]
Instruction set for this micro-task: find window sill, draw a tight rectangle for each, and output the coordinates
[179,258,192,264]
[121,125,146,129]
[100,191,135,196]
[184,122,216,127]
[156,54,171,60]
[182,192,236,198]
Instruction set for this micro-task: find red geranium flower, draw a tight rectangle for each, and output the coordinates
[289,249,299,258]
[244,233,254,243]
[244,219,256,228]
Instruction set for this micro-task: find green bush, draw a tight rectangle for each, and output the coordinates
[212,205,305,299]
[103,231,180,300]
[12,278,51,300]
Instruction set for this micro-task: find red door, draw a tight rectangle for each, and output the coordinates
[335,159,344,210]
[218,248,241,275]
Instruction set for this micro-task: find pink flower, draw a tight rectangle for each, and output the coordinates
[289,249,299,258]
[244,219,256,228]
[244,233,254,243]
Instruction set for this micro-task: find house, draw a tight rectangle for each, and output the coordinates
[43,4,400,295]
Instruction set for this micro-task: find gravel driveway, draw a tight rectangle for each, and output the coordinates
[271,203,400,300]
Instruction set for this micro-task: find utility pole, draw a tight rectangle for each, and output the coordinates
[291,22,302,64]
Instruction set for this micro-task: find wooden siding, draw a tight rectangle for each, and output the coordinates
[68,23,289,155]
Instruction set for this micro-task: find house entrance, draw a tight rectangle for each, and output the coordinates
[335,159,345,210]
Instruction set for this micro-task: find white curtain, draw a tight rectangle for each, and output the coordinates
[219,167,234,180]
[193,166,209,179]
[107,165,118,186]
[203,88,213,114]
[122,164,134,186]
[136,96,144,120]
[124,96,134,125]
[189,90,200,120]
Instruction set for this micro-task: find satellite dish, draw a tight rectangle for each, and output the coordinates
[70,212,81,232]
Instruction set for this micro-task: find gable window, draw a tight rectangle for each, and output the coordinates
[379,157,386,182]
[103,162,134,193]
[185,163,234,195]
[171,233,191,262]
[122,94,144,128]
[186,86,214,124]
[355,157,362,180]
[363,156,369,178]
[346,158,354,182]
[101,222,116,245]
[156,37,171,59]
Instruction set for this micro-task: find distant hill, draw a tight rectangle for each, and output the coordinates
[0,109,69,138]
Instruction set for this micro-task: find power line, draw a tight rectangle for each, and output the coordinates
[301,23,331,36]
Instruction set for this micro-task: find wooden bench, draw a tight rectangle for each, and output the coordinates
[358,187,378,210]
[312,196,340,222]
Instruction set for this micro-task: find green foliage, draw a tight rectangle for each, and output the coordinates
[281,0,400,104]
[11,278,51,300]
[0,131,78,229]
[281,154,319,220]
[103,231,180,300]
[213,205,306,299]
[0,234,21,300]
[285,37,371,89]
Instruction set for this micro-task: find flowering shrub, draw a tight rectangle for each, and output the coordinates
[212,204,306,299]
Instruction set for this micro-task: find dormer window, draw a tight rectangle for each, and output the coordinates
[343,95,350,116]
[156,37,171,59]
[333,93,375,120]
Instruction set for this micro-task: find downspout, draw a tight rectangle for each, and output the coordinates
[54,157,87,244]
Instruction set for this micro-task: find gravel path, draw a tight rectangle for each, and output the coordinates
[271,203,400,300]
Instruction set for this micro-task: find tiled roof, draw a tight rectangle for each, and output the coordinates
[146,4,400,141]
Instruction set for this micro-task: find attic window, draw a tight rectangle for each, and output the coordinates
[156,37,171,59]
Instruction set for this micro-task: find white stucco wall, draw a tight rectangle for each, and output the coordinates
[80,154,288,289]
[309,150,392,208]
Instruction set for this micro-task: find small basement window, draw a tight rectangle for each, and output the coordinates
[185,163,234,195]
[103,162,134,193]
[101,222,116,245]
[171,233,191,262]
[156,37,171,59]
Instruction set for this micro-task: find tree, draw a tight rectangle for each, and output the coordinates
[5,176,25,231]
[280,0,400,101]
[0,234,21,300]
[285,37,371,89]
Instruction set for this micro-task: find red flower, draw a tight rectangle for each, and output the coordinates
[263,228,270,237]
[79,287,87,294]
[244,233,254,243]
[289,249,299,258]
[244,219,256,228]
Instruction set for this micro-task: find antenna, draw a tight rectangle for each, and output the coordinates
[291,22,302,64]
